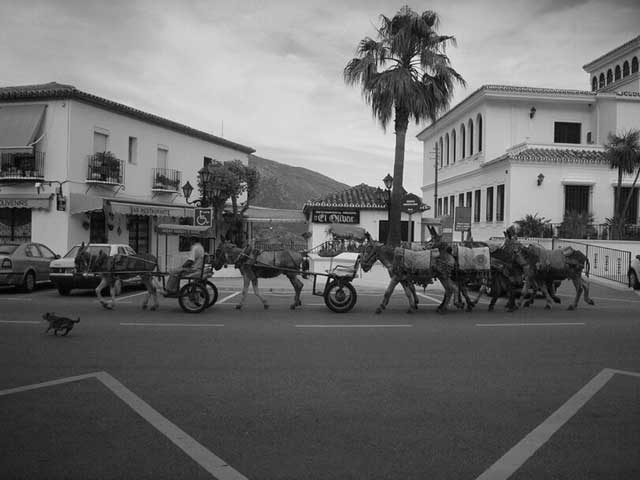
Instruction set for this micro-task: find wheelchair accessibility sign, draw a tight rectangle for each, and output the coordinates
[194,208,213,227]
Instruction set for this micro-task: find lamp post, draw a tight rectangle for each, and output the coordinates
[383,173,393,241]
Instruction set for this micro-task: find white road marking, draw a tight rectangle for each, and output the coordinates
[0,297,32,301]
[476,322,585,327]
[217,292,241,304]
[417,292,443,304]
[475,368,640,480]
[121,323,224,327]
[0,371,248,480]
[0,320,40,324]
[296,324,413,328]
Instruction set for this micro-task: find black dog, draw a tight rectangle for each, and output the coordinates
[43,312,80,336]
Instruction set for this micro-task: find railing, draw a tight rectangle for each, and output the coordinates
[552,239,630,285]
[86,155,124,184]
[151,168,182,192]
[548,223,640,241]
[0,151,45,180]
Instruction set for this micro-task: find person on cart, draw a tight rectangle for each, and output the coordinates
[163,237,205,297]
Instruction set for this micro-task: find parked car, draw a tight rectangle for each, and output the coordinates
[628,254,640,290]
[49,243,141,295]
[0,242,60,292]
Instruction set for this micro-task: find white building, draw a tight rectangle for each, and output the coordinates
[417,35,640,241]
[0,82,254,269]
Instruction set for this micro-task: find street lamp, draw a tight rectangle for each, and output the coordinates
[383,173,393,220]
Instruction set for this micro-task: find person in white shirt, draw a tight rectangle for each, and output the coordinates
[164,239,205,296]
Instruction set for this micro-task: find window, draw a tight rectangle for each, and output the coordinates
[466,191,472,210]
[615,65,621,81]
[477,114,483,152]
[496,184,505,222]
[554,122,581,144]
[564,185,590,216]
[89,211,107,243]
[128,215,150,254]
[445,134,450,165]
[606,69,613,84]
[378,221,410,243]
[128,137,137,164]
[473,190,481,222]
[450,195,455,215]
[437,198,443,217]
[468,119,474,156]
[451,130,457,163]
[0,208,31,243]
[37,244,57,259]
[599,73,605,88]
[632,57,638,74]
[458,193,464,207]
[623,61,630,77]
[461,124,466,158]
[444,196,449,215]
[157,147,168,169]
[93,131,108,154]
[486,187,494,222]
[592,77,598,91]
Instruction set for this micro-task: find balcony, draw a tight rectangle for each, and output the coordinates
[0,151,45,181]
[86,152,124,185]
[151,168,182,193]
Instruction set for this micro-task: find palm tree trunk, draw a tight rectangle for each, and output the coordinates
[388,108,409,246]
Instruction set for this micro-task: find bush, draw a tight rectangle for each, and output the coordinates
[558,210,596,239]
[514,213,553,238]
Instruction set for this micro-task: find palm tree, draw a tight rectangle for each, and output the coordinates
[344,6,465,245]
[606,129,640,239]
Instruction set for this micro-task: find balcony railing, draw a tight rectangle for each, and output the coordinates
[86,154,124,185]
[0,151,45,181]
[151,168,182,192]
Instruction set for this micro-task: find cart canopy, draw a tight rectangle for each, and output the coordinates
[325,224,368,241]
[156,224,214,237]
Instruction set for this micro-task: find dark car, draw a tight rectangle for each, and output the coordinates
[0,242,59,292]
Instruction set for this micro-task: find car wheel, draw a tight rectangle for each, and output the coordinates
[21,271,36,293]
[57,287,71,296]
[629,270,640,290]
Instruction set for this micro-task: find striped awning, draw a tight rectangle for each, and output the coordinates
[0,104,46,148]
[69,193,104,215]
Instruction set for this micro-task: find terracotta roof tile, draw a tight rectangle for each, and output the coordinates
[509,147,607,164]
[304,183,389,209]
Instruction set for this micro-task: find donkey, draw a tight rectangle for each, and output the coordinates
[75,243,159,310]
[213,242,308,310]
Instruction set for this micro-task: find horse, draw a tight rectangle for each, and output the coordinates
[213,242,308,310]
[360,242,425,314]
[75,243,159,310]
[517,241,594,310]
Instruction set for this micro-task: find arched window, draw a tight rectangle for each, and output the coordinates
[451,129,457,163]
[468,119,474,156]
[460,124,466,158]
[439,137,444,167]
[445,133,450,165]
[599,73,605,88]
[476,114,483,152]
[592,77,598,91]
[615,65,621,81]
[632,57,639,74]
[606,69,613,84]
[623,61,630,77]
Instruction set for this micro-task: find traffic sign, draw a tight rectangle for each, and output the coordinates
[194,208,213,227]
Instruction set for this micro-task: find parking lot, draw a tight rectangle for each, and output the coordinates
[1,278,639,479]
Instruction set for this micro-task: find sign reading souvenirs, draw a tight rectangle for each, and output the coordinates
[194,208,213,227]
[312,209,360,224]
[401,193,422,215]
[454,206,472,231]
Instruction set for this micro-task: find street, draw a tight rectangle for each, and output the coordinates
[1,278,639,480]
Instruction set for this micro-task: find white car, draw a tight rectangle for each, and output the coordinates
[49,243,139,295]
[628,254,640,290]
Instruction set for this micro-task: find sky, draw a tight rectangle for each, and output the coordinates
[0,0,638,196]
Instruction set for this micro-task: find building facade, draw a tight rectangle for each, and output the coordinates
[0,82,254,269]
[417,36,640,241]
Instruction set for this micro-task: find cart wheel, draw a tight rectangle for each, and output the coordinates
[178,282,210,314]
[324,281,357,313]
[206,281,218,307]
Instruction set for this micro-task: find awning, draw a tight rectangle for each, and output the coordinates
[155,224,214,237]
[0,104,46,148]
[0,193,52,209]
[243,205,306,223]
[69,193,104,215]
[108,200,191,218]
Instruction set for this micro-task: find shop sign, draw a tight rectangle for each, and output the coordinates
[312,209,360,224]
[128,205,173,216]
[0,196,51,209]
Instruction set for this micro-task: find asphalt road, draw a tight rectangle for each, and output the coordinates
[1,278,639,480]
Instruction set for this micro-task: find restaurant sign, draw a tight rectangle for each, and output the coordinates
[0,195,52,210]
[312,209,360,224]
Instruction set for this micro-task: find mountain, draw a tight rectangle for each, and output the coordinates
[249,154,350,210]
